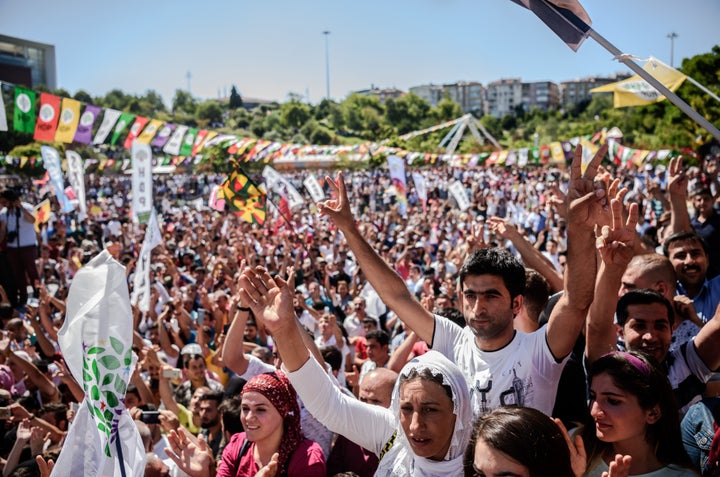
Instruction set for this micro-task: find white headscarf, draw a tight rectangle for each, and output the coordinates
[378,350,472,476]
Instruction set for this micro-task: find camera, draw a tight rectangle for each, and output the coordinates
[6,231,17,243]
[140,411,161,425]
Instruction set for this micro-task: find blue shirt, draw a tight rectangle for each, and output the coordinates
[677,275,720,323]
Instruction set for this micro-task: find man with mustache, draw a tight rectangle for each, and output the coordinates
[664,231,720,324]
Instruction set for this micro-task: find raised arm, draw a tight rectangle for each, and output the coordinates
[317,173,435,344]
[487,217,564,293]
[667,156,692,235]
[694,301,720,371]
[585,198,638,364]
[545,144,609,360]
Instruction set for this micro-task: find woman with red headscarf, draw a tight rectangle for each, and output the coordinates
[167,370,325,477]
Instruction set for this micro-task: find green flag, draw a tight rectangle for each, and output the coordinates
[179,128,198,156]
[13,86,37,133]
[110,112,136,146]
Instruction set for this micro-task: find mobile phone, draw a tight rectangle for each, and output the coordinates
[0,408,11,420]
[162,368,182,380]
[140,411,160,425]
[196,309,205,326]
[26,298,39,309]
[69,402,79,413]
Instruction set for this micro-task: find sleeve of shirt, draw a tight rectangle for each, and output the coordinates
[430,314,464,356]
[285,357,395,455]
[239,354,276,381]
[685,341,715,384]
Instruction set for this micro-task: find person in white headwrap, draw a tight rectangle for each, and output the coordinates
[238,265,472,476]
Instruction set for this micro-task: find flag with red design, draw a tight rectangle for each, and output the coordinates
[219,168,266,225]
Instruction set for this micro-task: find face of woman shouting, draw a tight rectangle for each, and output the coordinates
[398,378,456,461]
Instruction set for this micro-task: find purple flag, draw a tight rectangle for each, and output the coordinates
[151,123,175,148]
[508,0,591,51]
[72,104,101,144]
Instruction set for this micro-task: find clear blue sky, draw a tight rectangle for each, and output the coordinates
[1,0,718,107]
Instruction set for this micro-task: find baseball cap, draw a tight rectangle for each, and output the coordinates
[181,343,203,356]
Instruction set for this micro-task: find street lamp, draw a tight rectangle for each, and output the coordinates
[667,32,678,67]
[323,31,331,100]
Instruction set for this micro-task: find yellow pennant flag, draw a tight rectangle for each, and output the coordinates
[549,142,565,164]
[135,119,164,144]
[54,98,82,143]
[590,58,687,108]
[34,199,51,232]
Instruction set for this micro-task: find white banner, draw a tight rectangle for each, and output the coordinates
[65,150,87,218]
[411,172,427,211]
[130,210,162,312]
[54,251,146,477]
[40,146,74,213]
[131,142,153,222]
[387,155,407,216]
[303,174,325,203]
[0,82,7,131]
[162,125,189,155]
[92,108,121,144]
[449,180,471,211]
[262,165,304,209]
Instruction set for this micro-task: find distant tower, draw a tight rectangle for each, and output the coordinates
[186,71,192,94]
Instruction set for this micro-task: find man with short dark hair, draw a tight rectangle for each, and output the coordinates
[173,344,223,408]
[690,186,720,278]
[664,231,720,323]
[198,390,223,457]
[0,189,39,307]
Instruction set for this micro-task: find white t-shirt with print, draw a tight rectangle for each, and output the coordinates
[431,315,567,417]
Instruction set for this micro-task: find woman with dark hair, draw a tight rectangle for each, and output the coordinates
[464,406,577,477]
[238,266,473,476]
[167,370,326,476]
[581,351,697,476]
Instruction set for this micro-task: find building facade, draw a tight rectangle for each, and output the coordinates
[0,34,56,89]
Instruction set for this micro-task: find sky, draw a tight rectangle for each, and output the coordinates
[1,0,718,107]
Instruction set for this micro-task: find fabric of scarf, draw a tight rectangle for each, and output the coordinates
[242,371,302,474]
[384,350,472,476]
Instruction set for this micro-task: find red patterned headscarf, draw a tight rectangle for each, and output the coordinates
[242,371,303,473]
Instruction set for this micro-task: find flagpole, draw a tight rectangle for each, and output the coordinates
[587,29,720,142]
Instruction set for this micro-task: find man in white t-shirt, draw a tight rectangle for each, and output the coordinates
[317,145,607,417]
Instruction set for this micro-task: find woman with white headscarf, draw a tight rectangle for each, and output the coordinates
[238,266,472,476]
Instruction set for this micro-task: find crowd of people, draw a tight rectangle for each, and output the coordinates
[0,145,719,476]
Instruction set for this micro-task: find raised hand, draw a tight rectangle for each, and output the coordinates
[317,172,355,230]
[256,453,279,477]
[667,156,688,198]
[602,454,632,477]
[595,198,639,269]
[554,418,586,477]
[238,267,296,336]
[567,144,609,231]
[487,216,517,240]
[465,221,489,251]
[166,429,214,477]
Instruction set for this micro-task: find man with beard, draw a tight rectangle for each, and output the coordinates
[664,231,720,323]
[197,390,223,458]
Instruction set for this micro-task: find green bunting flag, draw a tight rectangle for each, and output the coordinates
[110,112,136,146]
[13,86,37,133]
[179,128,198,156]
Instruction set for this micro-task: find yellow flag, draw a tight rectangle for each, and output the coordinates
[135,119,164,144]
[34,199,51,232]
[54,98,82,143]
[590,58,687,108]
[549,142,565,164]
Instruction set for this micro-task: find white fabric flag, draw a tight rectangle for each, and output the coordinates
[518,148,529,168]
[163,125,189,155]
[131,142,153,222]
[449,180,471,211]
[411,172,427,212]
[387,155,408,216]
[92,108,121,144]
[41,146,74,214]
[303,174,325,203]
[66,150,87,218]
[0,82,7,131]
[53,251,145,477]
[131,210,162,312]
[262,165,304,209]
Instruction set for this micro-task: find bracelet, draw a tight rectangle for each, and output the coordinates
[237,306,251,312]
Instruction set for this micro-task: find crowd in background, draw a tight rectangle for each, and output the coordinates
[0,148,719,476]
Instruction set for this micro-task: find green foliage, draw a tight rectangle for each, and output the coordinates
[280,100,312,131]
[229,85,243,109]
[196,100,223,125]
[172,90,197,115]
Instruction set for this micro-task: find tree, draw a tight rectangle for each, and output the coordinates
[280,100,312,131]
[197,101,224,126]
[172,90,197,115]
[385,94,431,135]
[73,90,94,104]
[229,85,243,109]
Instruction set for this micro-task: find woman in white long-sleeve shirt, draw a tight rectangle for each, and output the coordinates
[239,266,473,476]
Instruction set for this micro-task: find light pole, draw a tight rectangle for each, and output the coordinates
[667,32,678,67]
[323,31,331,100]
